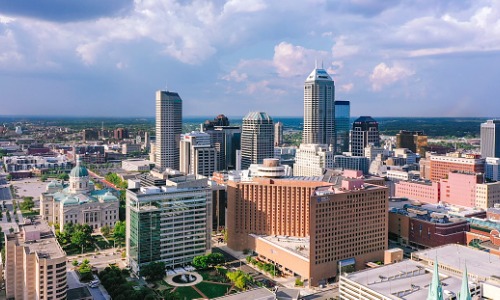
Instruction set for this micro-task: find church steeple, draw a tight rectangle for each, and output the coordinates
[427,258,444,300]
[459,265,472,300]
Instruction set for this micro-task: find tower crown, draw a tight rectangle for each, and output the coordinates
[305,68,332,82]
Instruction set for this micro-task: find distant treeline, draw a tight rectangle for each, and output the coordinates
[0,116,490,138]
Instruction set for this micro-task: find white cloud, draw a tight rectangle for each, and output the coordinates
[273,42,330,77]
[223,0,267,14]
[369,62,414,91]
[222,70,248,82]
[0,15,15,24]
[339,83,354,92]
[331,36,359,58]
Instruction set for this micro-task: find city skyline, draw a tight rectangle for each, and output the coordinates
[1,1,500,118]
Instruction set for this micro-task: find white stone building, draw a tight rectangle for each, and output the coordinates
[40,161,120,231]
[293,144,334,176]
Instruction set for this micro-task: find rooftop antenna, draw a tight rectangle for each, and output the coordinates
[321,60,324,69]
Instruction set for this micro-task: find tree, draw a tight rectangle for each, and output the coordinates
[71,224,94,251]
[58,173,69,181]
[207,253,225,266]
[78,259,93,281]
[226,270,252,290]
[192,255,209,269]
[8,227,13,233]
[20,196,35,211]
[72,260,79,267]
[5,174,12,181]
[140,261,165,281]
[40,174,48,182]
[101,225,111,237]
[113,221,125,242]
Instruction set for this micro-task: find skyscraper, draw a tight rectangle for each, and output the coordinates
[274,121,283,146]
[480,120,500,158]
[396,130,428,157]
[201,114,241,171]
[180,131,217,177]
[240,112,274,170]
[302,67,335,148]
[334,100,350,154]
[350,116,380,156]
[155,90,182,171]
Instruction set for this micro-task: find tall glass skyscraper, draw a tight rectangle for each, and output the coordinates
[155,90,182,171]
[302,67,335,149]
[334,100,350,154]
[480,120,500,158]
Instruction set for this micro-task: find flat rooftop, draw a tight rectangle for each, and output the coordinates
[9,220,65,260]
[413,244,500,280]
[212,287,275,300]
[252,234,310,259]
[343,259,465,300]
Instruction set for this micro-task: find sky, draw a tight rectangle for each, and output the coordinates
[1,0,500,118]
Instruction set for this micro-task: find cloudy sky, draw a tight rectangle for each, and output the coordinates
[1,0,500,118]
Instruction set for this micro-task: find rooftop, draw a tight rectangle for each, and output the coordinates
[252,234,310,259]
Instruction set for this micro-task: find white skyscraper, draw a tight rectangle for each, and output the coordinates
[155,90,182,171]
[180,131,217,177]
[481,120,500,159]
[302,66,335,149]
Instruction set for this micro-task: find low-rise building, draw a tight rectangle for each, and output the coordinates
[340,245,495,300]
[122,159,153,172]
[40,161,119,231]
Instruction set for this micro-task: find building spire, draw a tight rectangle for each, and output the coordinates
[458,265,471,300]
[427,258,444,300]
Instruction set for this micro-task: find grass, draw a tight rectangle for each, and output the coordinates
[173,286,202,300]
[196,281,230,298]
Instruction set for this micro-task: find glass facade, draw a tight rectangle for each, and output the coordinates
[334,100,350,154]
[127,188,211,273]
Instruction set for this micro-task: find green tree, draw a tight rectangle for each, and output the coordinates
[226,270,252,290]
[140,261,166,281]
[20,196,35,211]
[72,260,79,267]
[113,221,125,242]
[40,174,48,182]
[78,259,93,281]
[207,253,225,266]
[5,174,12,181]
[71,224,94,251]
[101,225,111,237]
[192,255,209,269]
[58,173,69,181]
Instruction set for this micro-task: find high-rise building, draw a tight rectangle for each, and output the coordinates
[155,90,182,171]
[274,121,283,146]
[350,116,380,156]
[480,120,500,158]
[485,157,500,181]
[126,176,212,274]
[334,100,350,154]
[293,144,334,176]
[303,67,335,148]
[201,115,241,171]
[240,112,274,170]
[114,128,129,140]
[396,130,428,157]
[180,131,217,177]
[227,170,388,286]
[5,218,67,300]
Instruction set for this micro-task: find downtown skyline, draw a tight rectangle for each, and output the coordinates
[1,1,500,118]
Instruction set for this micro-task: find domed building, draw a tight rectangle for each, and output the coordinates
[40,160,120,231]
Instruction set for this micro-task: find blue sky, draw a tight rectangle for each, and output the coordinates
[0,0,499,117]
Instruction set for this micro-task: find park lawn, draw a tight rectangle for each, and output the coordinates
[196,281,231,298]
[174,286,202,300]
